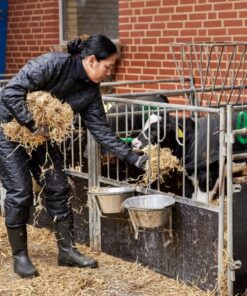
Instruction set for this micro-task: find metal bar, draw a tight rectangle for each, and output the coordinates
[227,45,247,104]
[170,44,191,103]
[232,127,247,136]
[78,115,82,172]
[218,107,226,294]
[198,44,214,104]
[208,45,224,106]
[218,46,236,104]
[232,152,247,160]
[100,78,190,87]
[182,111,186,197]
[170,41,247,47]
[87,130,101,251]
[193,112,198,198]
[206,113,211,202]
[104,84,247,99]
[103,95,221,114]
[226,105,234,296]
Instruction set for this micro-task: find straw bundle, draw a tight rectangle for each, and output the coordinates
[140,144,182,186]
[1,91,73,151]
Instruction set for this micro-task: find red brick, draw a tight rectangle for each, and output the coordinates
[224,20,243,27]
[143,68,158,75]
[189,13,207,20]
[150,53,165,60]
[125,74,140,80]
[119,2,129,9]
[185,21,203,29]
[214,3,233,10]
[176,5,193,13]
[146,30,162,37]
[180,0,198,4]
[142,8,158,15]
[146,61,162,67]
[204,20,222,27]
[121,9,133,16]
[138,45,153,52]
[130,31,145,37]
[146,0,161,7]
[138,16,153,22]
[167,22,184,29]
[228,28,247,36]
[150,22,166,30]
[218,12,237,19]
[134,23,149,30]
[159,7,175,14]
[128,67,142,74]
[195,4,213,12]
[142,37,158,44]
[131,61,146,67]
[162,0,178,5]
[208,28,227,35]
[171,14,188,21]
[129,2,145,8]
[134,53,149,59]
[234,2,247,10]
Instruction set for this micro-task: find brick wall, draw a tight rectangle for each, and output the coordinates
[116,0,247,98]
[6,0,59,75]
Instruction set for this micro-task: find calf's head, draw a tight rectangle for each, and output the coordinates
[131,112,181,154]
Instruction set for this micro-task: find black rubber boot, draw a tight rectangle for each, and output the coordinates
[7,226,39,278]
[54,217,97,269]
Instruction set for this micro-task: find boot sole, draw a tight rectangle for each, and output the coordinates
[15,270,39,278]
[58,261,98,269]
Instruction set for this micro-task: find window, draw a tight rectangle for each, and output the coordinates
[61,0,119,42]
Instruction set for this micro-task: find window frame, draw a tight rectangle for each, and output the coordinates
[58,0,119,45]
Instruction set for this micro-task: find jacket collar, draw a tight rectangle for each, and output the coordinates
[74,55,91,83]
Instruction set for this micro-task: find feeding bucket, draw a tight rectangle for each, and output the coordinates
[122,194,175,238]
[89,186,135,214]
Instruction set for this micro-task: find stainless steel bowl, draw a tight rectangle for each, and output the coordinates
[122,194,175,228]
[92,186,135,214]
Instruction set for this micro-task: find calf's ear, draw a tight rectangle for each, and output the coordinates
[156,94,169,104]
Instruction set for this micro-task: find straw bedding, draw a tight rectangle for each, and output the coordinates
[1,91,73,152]
[0,216,215,296]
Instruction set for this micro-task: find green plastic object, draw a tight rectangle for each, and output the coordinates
[120,137,133,144]
[236,111,247,144]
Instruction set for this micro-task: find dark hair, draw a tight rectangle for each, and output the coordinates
[67,34,117,61]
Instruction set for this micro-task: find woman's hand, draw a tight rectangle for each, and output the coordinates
[32,125,49,137]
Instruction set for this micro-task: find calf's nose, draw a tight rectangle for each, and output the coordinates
[131,138,142,149]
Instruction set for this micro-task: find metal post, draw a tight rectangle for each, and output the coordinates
[87,130,101,251]
[226,105,234,296]
[218,107,226,294]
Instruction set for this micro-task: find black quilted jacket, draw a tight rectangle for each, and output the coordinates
[0,52,137,163]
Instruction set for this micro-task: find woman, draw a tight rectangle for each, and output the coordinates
[0,35,147,278]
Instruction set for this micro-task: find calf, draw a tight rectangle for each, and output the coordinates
[107,94,168,138]
[132,111,247,202]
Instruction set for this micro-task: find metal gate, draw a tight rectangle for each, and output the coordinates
[64,42,247,295]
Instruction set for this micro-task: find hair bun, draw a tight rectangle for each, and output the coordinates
[67,38,86,55]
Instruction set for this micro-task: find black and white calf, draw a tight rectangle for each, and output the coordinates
[107,94,168,137]
[132,110,247,203]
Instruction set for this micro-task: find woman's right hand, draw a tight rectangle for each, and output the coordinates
[32,125,49,137]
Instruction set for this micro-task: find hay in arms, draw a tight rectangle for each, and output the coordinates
[140,144,182,186]
[1,91,73,151]
[0,216,214,296]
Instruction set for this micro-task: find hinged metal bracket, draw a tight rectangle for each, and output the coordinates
[225,133,235,144]
[233,184,242,193]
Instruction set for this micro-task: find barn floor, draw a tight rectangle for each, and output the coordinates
[0,216,214,296]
